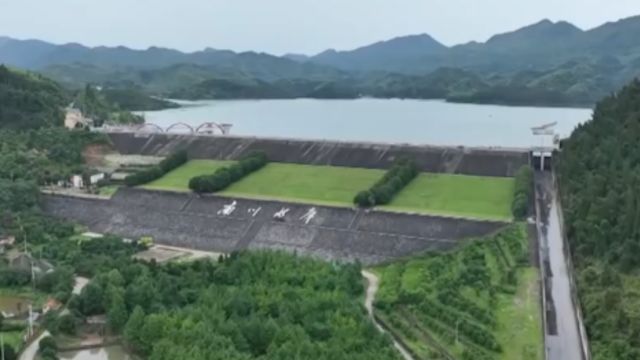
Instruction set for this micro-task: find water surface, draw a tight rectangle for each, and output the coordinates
[140,99,592,147]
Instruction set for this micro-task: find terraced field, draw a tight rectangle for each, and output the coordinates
[373,224,542,360]
[141,160,514,219]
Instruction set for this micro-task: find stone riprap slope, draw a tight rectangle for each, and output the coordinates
[108,133,528,177]
[43,187,508,264]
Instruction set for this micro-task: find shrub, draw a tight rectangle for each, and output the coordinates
[512,166,533,219]
[189,151,268,193]
[353,158,419,207]
[39,336,58,354]
[124,150,188,186]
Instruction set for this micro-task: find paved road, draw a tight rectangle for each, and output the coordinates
[535,172,584,360]
[362,271,414,360]
[19,331,50,360]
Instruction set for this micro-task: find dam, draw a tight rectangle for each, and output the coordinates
[44,133,530,264]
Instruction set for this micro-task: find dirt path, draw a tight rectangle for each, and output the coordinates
[362,270,415,360]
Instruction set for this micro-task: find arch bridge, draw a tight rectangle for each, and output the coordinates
[102,122,232,136]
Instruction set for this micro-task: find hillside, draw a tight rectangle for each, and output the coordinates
[556,79,640,359]
[3,15,640,106]
[0,65,68,129]
[308,16,640,75]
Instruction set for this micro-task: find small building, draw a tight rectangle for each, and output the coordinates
[7,252,55,275]
[43,298,62,314]
[64,108,93,129]
[71,175,84,188]
[90,173,105,185]
[0,236,15,254]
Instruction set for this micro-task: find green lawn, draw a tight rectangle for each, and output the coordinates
[496,268,544,360]
[143,160,514,218]
[382,173,514,220]
[144,159,234,191]
[221,163,384,206]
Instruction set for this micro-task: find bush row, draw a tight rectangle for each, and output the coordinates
[124,150,188,186]
[354,158,419,207]
[512,166,534,219]
[417,299,501,352]
[189,151,268,193]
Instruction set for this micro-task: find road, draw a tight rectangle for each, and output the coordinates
[18,331,50,360]
[535,172,584,360]
[362,270,414,360]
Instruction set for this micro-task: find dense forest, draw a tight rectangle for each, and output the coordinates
[0,65,69,129]
[556,79,640,359]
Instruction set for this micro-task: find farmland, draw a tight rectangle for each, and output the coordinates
[372,224,542,360]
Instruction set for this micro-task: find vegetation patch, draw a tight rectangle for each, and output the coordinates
[382,173,514,220]
[373,224,542,360]
[354,158,419,207]
[189,151,268,193]
[144,159,233,190]
[511,166,533,219]
[221,163,384,206]
[556,79,640,359]
[125,150,188,187]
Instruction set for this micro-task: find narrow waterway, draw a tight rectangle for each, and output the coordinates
[536,172,584,360]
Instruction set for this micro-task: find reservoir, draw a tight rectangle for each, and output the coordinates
[140,99,592,147]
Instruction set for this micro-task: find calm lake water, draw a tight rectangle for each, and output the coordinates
[140,99,592,148]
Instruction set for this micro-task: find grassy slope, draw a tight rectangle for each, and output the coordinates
[144,159,234,190]
[382,173,514,220]
[221,163,384,206]
[373,225,542,360]
[142,161,514,218]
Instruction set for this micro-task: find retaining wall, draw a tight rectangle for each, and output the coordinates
[108,133,529,177]
[42,188,508,264]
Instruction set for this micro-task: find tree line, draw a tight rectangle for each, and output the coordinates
[511,166,533,219]
[354,158,419,207]
[189,151,268,193]
[556,79,640,359]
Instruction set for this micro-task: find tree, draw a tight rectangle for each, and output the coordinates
[108,294,129,332]
[78,282,104,315]
[124,306,146,352]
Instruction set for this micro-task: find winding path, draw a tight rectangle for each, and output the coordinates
[362,270,415,360]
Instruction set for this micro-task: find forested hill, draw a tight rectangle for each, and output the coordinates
[0,65,68,129]
[557,79,640,359]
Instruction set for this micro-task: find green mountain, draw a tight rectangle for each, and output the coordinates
[557,79,640,359]
[311,34,447,72]
[0,65,68,129]
[3,15,640,107]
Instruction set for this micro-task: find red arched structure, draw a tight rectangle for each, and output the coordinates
[136,123,164,133]
[165,122,195,134]
[195,122,228,135]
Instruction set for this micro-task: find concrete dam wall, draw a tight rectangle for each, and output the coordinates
[43,188,508,264]
[108,133,529,177]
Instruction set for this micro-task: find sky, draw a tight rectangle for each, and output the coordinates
[1,0,639,55]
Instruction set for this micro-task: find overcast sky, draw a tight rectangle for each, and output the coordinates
[1,0,639,55]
